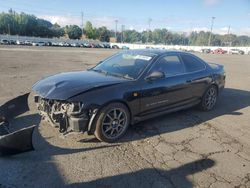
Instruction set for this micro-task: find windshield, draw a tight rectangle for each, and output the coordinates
[91,51,155,80]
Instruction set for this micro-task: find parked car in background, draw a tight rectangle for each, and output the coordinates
[0,39,10,45]
[229,49,244,55]
[33,49,225,142]
[103,43,111,48]
[122,46,129,50]
[24,40,32,46]
[71,43,80,47]
[9,40,16,45]
[16,40,25,45]
[112,45,119,49]
[82,43,90,48]
[64,42,71,47]
[52,42,59,46]
[201,48,211,53]
[212,48,227,54]
[33,41,46,46]
[45,42,52,46]
[187,49,195,53]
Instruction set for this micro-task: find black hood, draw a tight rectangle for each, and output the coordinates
[32,71,127,100]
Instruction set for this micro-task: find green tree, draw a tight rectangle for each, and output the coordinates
[84,21,96,39]
[65,25,82,39]
[152,29,164,44]
[123,30,140,43]
[96,26,110,42]
[141,31,148,43]
[50,23,65,38]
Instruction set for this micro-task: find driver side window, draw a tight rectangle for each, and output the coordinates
[151,55,185,76]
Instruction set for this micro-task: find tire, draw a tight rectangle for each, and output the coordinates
[199,85,218,111]
[94,103,130,142]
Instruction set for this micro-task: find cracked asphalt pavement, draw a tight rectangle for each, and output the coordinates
[0,46,250,188]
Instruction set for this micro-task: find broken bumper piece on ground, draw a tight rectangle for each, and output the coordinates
[0,93,37,156]
[0,124,36,156]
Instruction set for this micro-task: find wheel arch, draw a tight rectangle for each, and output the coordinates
[87,99,133,135]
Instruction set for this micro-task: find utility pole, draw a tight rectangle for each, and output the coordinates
[147,18,152,44]
[227,26,231,54]
[81,11,84,38]
[121,25,125,43]
[115,20,118,42]
[208,16,215,46]
[227,25,231,46]
[8,24,10,35]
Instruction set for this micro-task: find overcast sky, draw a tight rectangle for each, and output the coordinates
[0,0,249,36]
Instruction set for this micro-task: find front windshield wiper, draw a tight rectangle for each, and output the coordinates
[108,72,134,80]
[91,69,134,80]
[91,69,108,75]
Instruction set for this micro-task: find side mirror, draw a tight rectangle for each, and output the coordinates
[145,71,165,81]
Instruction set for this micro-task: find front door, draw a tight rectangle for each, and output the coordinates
[139,54,193,116]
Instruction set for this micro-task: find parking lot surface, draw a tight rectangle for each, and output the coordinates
[0,46,250,188]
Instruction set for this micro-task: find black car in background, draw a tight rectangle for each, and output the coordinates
[33,50,225,142]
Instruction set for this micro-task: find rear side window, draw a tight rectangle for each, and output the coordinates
[181,54,205,72]
[151,55,184,76]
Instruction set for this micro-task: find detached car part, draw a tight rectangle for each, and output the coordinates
[0,124,36,156]
[0,93,37,156]
[0,93,30,119]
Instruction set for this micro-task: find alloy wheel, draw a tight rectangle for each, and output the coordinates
[101,108,128,139]
[205,87,217,110]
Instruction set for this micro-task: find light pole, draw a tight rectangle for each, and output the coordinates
[81,11,84,38]
[115,20,118,42]
[147,18,152,44]
[208,16,215,46]
[227,25,231,54]
[121,25,125,43]
[227,25,231,46]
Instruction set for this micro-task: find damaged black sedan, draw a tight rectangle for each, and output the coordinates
[32,50,225,142]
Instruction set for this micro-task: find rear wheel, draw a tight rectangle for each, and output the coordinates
[94,103,130,142]
[199,85,218,111]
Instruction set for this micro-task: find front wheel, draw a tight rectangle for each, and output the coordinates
[199,85,218,111]
[94,103,130,142]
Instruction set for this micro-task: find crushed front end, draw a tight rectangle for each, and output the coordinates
[34,96,89,134]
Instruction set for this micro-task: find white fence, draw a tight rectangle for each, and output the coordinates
[110,43,250,54]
